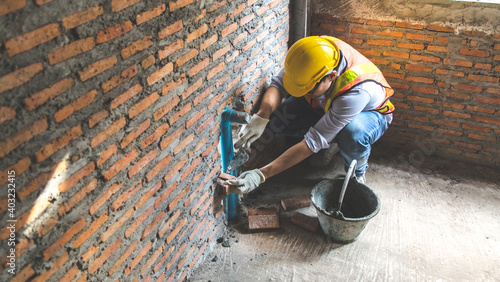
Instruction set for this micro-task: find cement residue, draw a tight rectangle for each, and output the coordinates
[312,0,500,34]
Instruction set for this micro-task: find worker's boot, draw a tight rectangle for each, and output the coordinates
[308,143,340,167]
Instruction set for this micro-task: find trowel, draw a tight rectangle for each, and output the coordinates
[226,149,250,172]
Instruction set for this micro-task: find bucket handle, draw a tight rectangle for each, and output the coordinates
[334,160,357,218]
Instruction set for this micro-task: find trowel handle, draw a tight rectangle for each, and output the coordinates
[338,160,357,212]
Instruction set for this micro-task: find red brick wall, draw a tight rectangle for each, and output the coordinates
[0,0,289,281]
[312,16,500,166]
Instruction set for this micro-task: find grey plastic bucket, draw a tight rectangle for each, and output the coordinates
[310,178,380,243]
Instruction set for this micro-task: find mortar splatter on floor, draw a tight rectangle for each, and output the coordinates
[188,143,500,281]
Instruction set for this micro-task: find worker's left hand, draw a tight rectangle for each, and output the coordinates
[226,169,265,194]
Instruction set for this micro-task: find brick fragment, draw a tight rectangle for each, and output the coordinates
[5,23,61,56]
[0,63,44,94]
[49,37,95,65]
[291,212,319,232]
[281,195,312,211]
[63,6,104,29]
[248,207,279,231]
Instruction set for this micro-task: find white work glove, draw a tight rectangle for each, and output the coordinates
[226,169,266,194]
[234,114,269,149]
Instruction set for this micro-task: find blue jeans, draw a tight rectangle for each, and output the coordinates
[269,96,389,177]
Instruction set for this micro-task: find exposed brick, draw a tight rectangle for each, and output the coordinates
[88,110,109,128]
[182,78,203,100]
[474,115,500,126]
[91,117,126,148]
[375,30,402,37]
[155,182,178,210]
[5,23,61,56]
[137,3,166,25]
[248,207,279,230]
[383,50,409,59]
[79,56,118,82]
[125,207,153,238]
[55,89,98,122]
[73,212,109,248]
[190,57,210,77]
[129,149,157,178]
[350,27,373,34]
[122,36,153,59]
[141,122,169,149]
[162,155,187,181]
[141,55,155,69]
[58,178,98,216]
[460,48,489,57]
[111,0,141,12]
[367,39,392,47]
[176,49,199,67]
[0,63,44,94]
[410,54,440,63]
[0,117,48,158]
[222,22,238,37]
[58,162,95,193]
[427,24,454,33]
[474,96,500,105]
[159,39,184,60]
[169,0,193,11]
[291,212,319,232]
[407,76,433,84]
[49,37,95,65]
[104,148,138,180]
[0,157,30,187]
[108,240,137,275]
[453,83,482,93]
[201,34,218,50]
[111,83,143,110]
[43,218,86,260]
[136,181,162,209]
[159,20,183,39]
[146,155,172,182]
[96,20,133,43]
[121,119,150,148]
[25,77,74,110]
[167,217,188,244]
[397,42,424,50]
[142,211,166,240]
[0,0,26,17]
[187,24,208,43]
[170,102,192,125]
[406,33,433,41]
[443,110,471,119]
[207,62,225,80]
[147,63,173,86]
[35,125,83,162]
[89,239,122,274]
[0,106,15,124]
[396,21,424,30]
[154,95,180,121]
[281,195,312,211]
[413,86,438,95]
[112,180,142,210]
[468,74,499,83]
[100,207,133,241]
[129,91,159,118]
[462,123,492,133]
[63,6,104,29]
[427,45,448,52]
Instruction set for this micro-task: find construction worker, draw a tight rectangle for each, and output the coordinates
[227,36,394,194]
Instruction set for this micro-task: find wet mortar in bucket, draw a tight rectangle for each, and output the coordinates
[311,177,381,243]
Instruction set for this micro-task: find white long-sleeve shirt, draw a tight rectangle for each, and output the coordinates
[270,57,392,153]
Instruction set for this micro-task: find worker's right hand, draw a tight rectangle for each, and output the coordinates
[234,114,269,149]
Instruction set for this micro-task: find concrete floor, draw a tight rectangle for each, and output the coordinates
[189,143,500,282]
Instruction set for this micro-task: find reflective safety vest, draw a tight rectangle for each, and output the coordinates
[307,36,395,115]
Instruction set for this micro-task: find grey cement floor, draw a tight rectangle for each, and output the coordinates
[189,143,500,282]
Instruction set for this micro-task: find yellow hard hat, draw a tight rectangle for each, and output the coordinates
[283,36,340,97]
